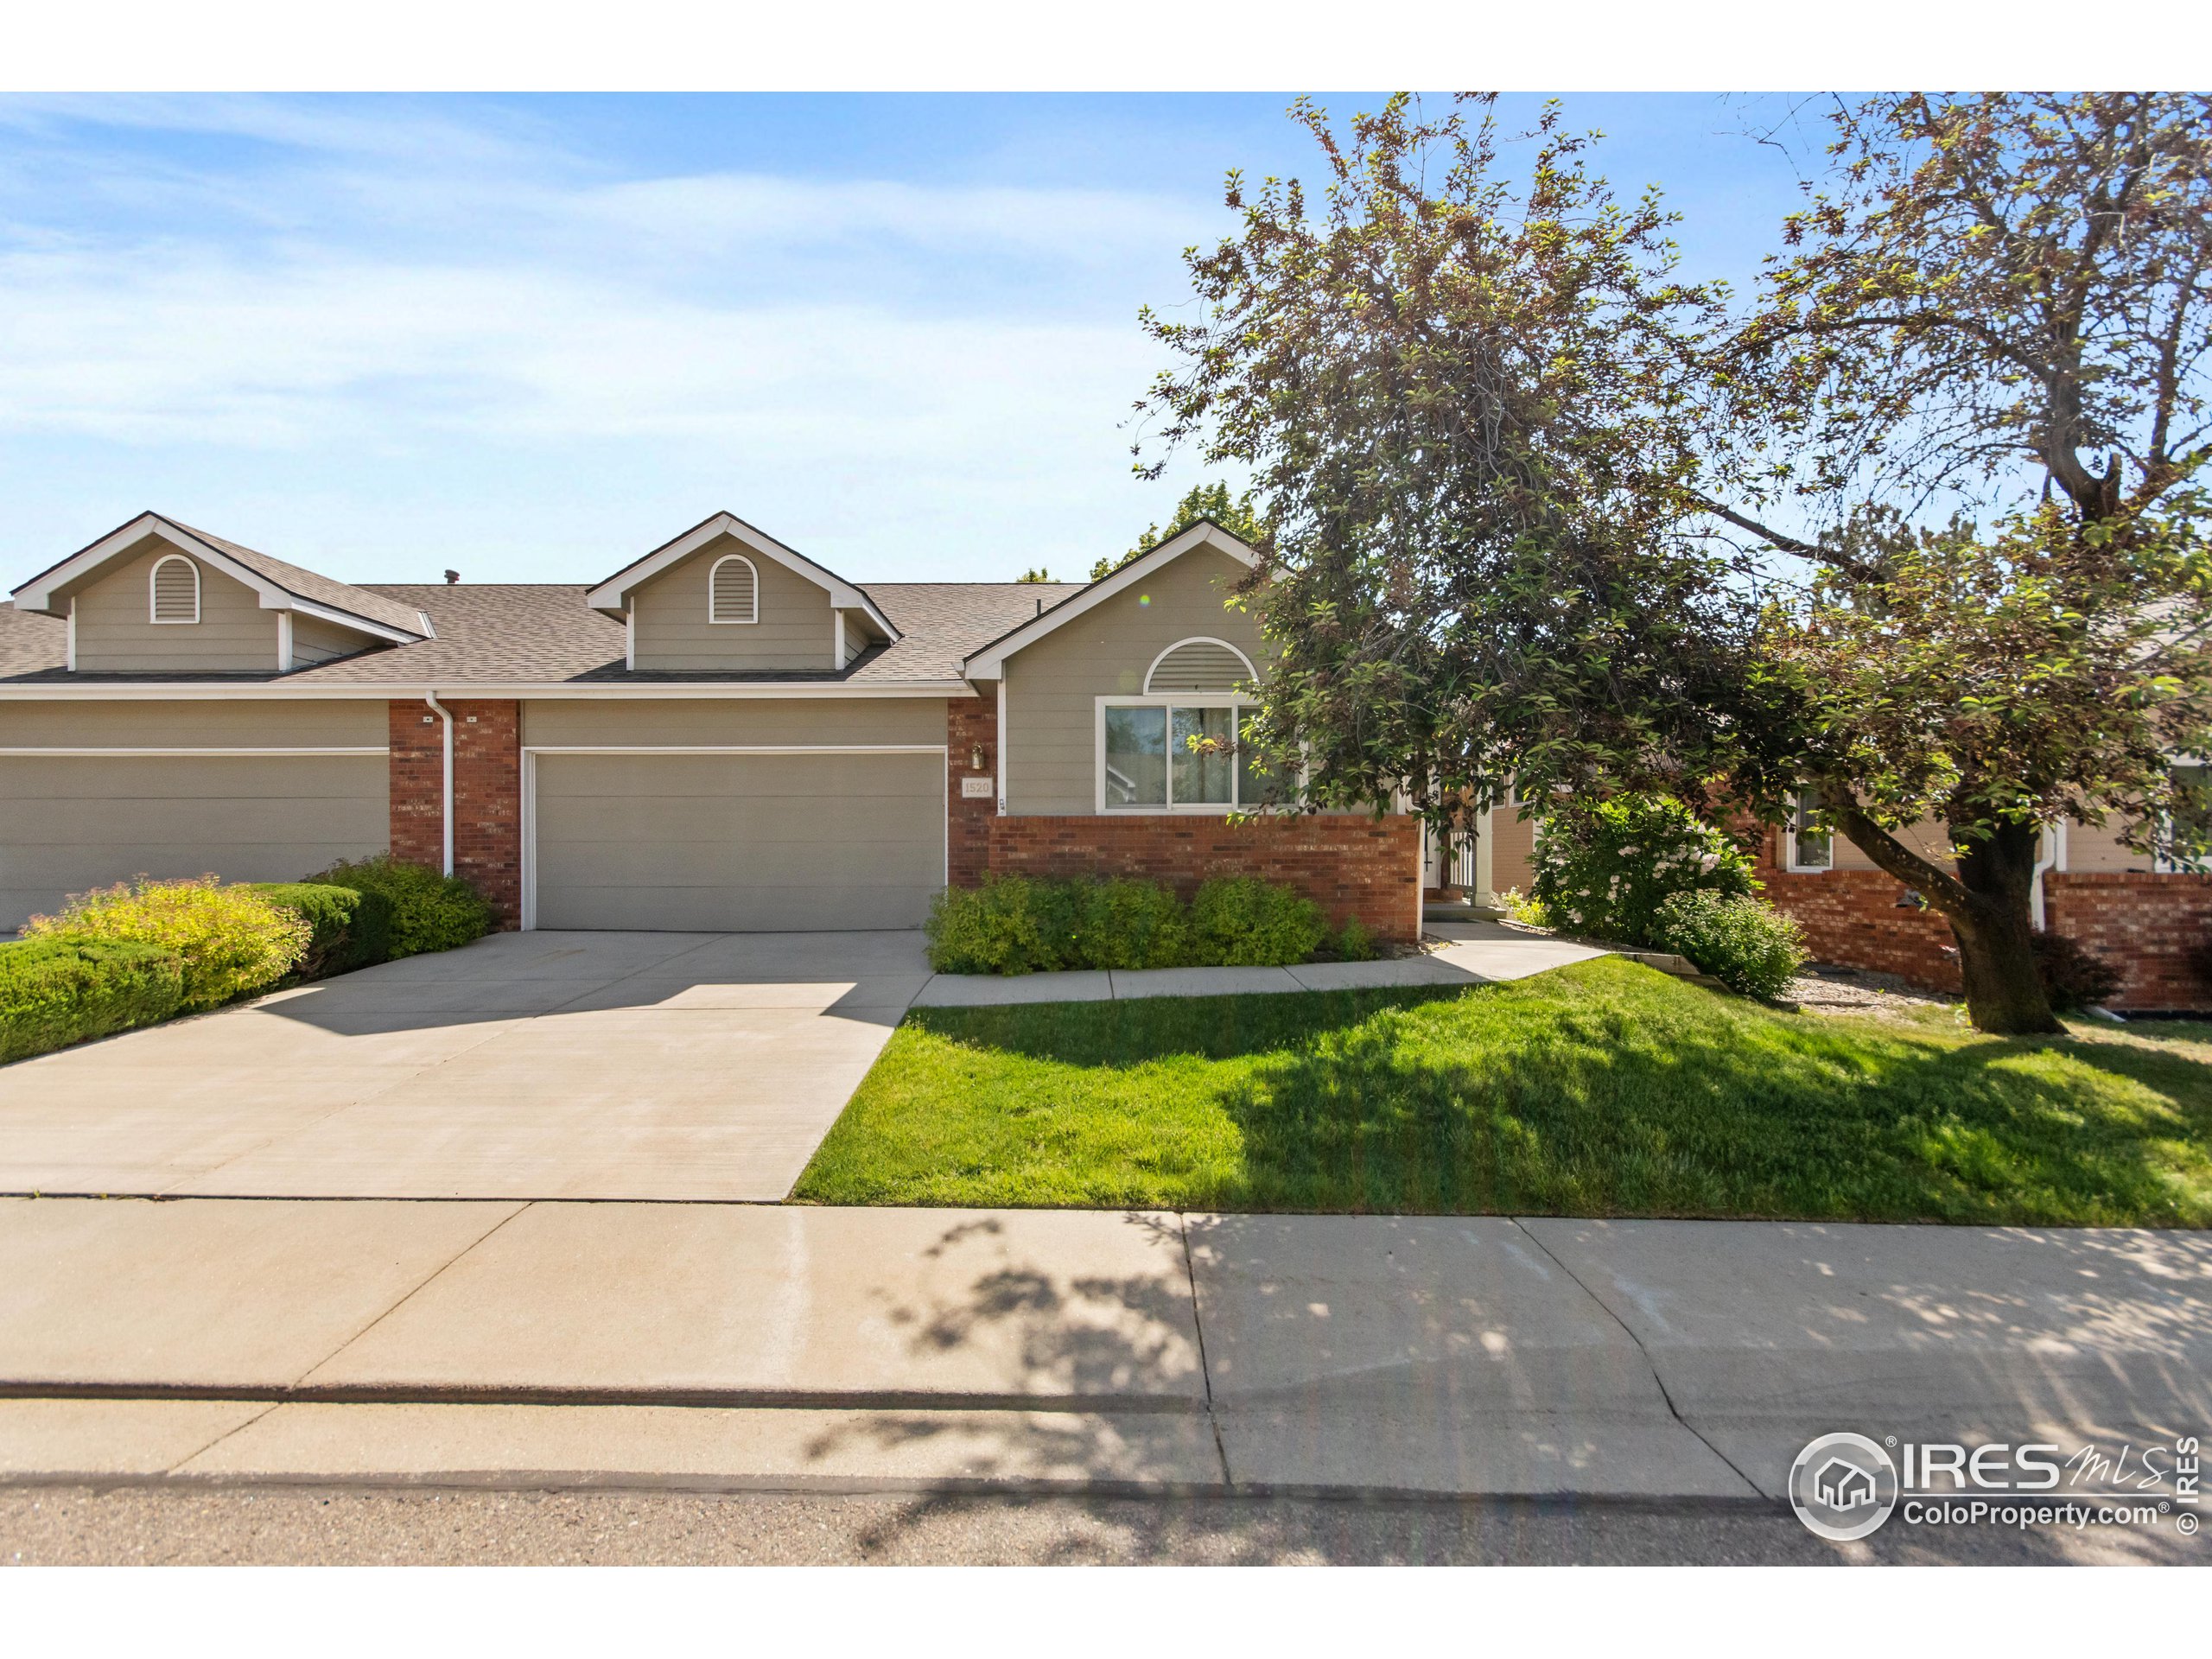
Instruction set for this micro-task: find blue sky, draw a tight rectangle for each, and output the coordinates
[0,92,1825,588]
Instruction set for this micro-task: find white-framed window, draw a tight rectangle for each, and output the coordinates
[709,554,759,624]
[1786,786,1834,873]
[149,553,200,625]
[1098,695,1278,813]
[2156,760,2210,873]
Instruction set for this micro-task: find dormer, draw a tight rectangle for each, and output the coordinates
[586,511,897,674]
[9,512,428,674]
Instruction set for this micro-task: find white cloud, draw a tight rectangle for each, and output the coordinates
[0,97,1229,582]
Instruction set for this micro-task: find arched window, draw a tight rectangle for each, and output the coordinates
[1144,636,1254,694]
[149,554,200,625]
[709,554,759,624]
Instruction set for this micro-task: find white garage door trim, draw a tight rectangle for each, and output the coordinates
[518,744,949,931]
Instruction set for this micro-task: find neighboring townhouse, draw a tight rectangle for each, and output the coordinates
[0,510,1421,942]
[1486,786,2212,1014]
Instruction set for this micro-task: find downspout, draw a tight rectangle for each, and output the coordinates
[423,690,454,877]
[2030,820,2062,931]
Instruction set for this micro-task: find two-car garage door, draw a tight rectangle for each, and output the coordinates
[0,751,388,931]
[528,750,946,932]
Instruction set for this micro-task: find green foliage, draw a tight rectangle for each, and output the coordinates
[308,855,494,959]
[1530,797,1754,948]
[22,877,311,1011]
[1330,917,1379,962]
[1092,480,1266,581]
[1497,887,1549,927]
[1071,878,1192,970]
[1655,890,1808,1001]
[0,938,185,1064]
[245,882,396,978]
[1190,875,1327,967]
[925,875,1082,976]
[1135,97,1749,823]
[1017,566,1054,582]
[1713,92,2212,1033]
[2031,933,2124,1013]
[925,874,1329,974]
[797,956,2212,1224]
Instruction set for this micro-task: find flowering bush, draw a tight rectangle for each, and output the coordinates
[1530,797,1756,947]
[23,876,312,1011]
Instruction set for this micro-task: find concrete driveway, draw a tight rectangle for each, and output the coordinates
[0,930,929,1203]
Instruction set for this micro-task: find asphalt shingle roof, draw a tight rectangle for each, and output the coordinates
[0,580,1090,688]
[163,520,432,638]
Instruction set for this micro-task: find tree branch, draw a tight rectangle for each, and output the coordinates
[1820,793,1974,919]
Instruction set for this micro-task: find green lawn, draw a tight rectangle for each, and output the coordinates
[792,957,2212,1225]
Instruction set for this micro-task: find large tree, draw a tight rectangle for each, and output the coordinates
[1709,92,2212,1032]
[1139,91,2212,1035]
[1136,96,1766,837]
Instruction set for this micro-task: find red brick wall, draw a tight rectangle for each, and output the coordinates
[1755,828,1965,991]
[2046,872,2212,1012]
[984,813,1423,944]
[947,695,996,888]
[388,702,444,873]
[385,699,522,931]
[1756,827,2212,1011]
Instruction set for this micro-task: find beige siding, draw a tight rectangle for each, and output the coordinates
[630,537,835,671]
[1491,807,1539,893]
[1823,818,1954,871]
[290,613,381,667]
[0,700,387,748]
[1002,547,1266,814]
[522,697,946,748]
[0,752,387,929]
[531,750,944,931]
[2063,816,2156,873]
[67,543,277,672]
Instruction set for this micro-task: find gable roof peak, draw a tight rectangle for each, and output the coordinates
[959,516,1258,682]
[583,509,898,640]
[8,510,426,641]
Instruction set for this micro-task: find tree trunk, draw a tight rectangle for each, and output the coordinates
[1820,797,2062,1037]
[1947,819,2063,1036]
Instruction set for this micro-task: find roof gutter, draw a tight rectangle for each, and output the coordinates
[423,690,454,877]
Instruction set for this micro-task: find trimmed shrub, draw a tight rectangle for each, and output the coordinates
[1532,797,1756,948]
[22,877,312,1011]
[2032,931,2124,1012]
[1654,890,1808,1001]
[925,875,1083,975]
[246,882,396,978]
[0,938,186,1064]
[1497,887,1549,927]
[1190,875,1327,967]
[308,855,495,959]
[1330,917,1379,962]
[1071,878,1191,970]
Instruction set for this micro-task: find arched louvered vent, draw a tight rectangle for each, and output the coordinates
[149,554,200,624]
[1145,637,1253,694]
[709,554,759,623]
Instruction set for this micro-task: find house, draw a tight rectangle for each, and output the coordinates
[1484,783,2212,1014]
[1813,1456,1878,1512]
[0,510,1420,940]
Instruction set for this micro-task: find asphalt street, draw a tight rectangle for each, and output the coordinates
[1,1486,2195,1566]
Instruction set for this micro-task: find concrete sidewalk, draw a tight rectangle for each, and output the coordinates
[0,1199,2204,1500]
[912,922,1611,1007]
